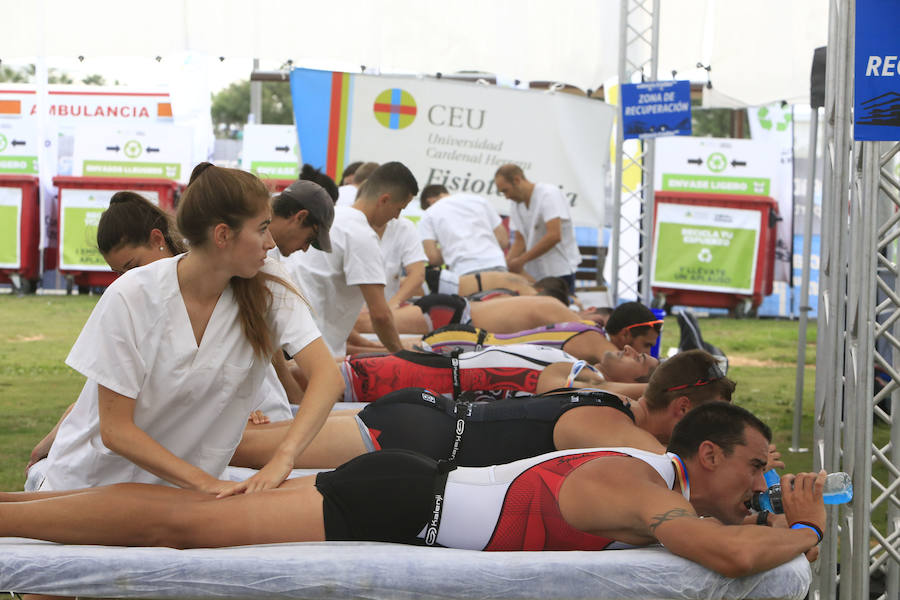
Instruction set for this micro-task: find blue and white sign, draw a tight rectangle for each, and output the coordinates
[621,80,691,140]
[855,0,900,141]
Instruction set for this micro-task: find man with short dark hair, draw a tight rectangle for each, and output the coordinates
[288,162,419,355]
[418,184,508,275]
[494,164,581,289]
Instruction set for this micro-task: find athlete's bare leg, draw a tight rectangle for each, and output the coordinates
[471,296,582,333]
[356,305,429,334]
[0,478,325,548]
[232,413,367,469]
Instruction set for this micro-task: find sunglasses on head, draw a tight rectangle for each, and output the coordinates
[664,362,726,392]
[621,319,664,333]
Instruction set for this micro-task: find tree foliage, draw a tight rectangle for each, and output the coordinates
[211,79,293,137]
[0,65,106,85]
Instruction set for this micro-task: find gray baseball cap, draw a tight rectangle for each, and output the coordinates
[278,180,334,252]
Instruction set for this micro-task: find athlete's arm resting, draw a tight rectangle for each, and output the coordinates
[644,487,820,577]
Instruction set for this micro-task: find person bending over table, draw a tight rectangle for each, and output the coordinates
[0,402,826,579]
[36,163,343,497]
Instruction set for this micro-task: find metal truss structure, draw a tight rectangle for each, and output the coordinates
[611,0,658,305]
[811,1,900,598]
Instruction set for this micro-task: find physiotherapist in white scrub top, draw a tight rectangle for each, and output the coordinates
[41,163,344,497]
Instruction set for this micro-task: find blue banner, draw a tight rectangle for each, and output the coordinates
[855,0,900,141]
[621,80,691,140]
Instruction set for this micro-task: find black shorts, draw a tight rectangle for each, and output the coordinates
[358,387,634,467]
[413,293,470,330]
[315,449,442,544]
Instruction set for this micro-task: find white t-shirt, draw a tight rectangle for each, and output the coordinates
[286,205,386,355]
[336,184,358,207]
[508,182,581,280]
[379,217,427,301]
[42,256,320,490]
[418,193,506,274]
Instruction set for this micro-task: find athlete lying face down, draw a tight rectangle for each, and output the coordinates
[0,402,826,580]
[233,349,732,469]
[338,343,658,403]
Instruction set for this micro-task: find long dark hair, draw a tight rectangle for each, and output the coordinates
[178,162,301,358]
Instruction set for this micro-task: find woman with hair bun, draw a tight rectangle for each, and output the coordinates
[40,163,343,497]
[96,190,185,272]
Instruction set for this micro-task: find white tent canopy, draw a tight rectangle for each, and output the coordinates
[2,0,827,106]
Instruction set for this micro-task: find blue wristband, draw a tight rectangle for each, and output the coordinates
[790,522,823,544]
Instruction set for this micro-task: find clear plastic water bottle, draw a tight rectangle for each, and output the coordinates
[750,470,853,514]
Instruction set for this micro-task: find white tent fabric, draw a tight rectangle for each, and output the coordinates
[2,0,826,106]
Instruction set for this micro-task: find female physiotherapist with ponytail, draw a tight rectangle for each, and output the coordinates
[39,163,344,497]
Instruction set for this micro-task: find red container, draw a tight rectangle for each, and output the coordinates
[54,177,179,290]
[650,191,779,315]
[0,175,41,290]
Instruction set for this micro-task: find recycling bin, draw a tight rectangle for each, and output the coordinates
[54,176,179,290]
[650,191,779,316]
[0,175,41,291]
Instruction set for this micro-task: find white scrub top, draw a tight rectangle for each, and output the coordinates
[42,255,320,490]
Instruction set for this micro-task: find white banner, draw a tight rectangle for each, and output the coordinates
[748,103,794,282]
[72,123,194,183]
[242,124,301,180]
[0,85,177,251]
[291,70,616,225]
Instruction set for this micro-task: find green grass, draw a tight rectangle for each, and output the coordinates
[0,294,98,490]
[659,316,819,477]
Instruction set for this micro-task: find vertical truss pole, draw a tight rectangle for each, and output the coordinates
[792,107,819,452]
[816,1,900,598]
[811,1,853,598]
[612,0,659,304]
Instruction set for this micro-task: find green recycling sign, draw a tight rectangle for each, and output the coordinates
[651,203,761,294]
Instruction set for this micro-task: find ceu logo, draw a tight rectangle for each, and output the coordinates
[373,88,417,130]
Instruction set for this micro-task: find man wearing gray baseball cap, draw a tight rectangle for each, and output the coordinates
[269,180,335,257]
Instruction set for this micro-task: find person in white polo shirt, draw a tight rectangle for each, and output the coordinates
[287,162,418,356]
[494,164,581,291]
[417,184,509,275]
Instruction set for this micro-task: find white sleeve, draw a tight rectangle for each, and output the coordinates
[343,223,387,286]
[537,186,570,222]
[418,212,437,242]
[263,261,322,358]
[64,285,146,399]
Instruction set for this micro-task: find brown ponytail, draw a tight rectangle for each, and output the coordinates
[178,162,301,359]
